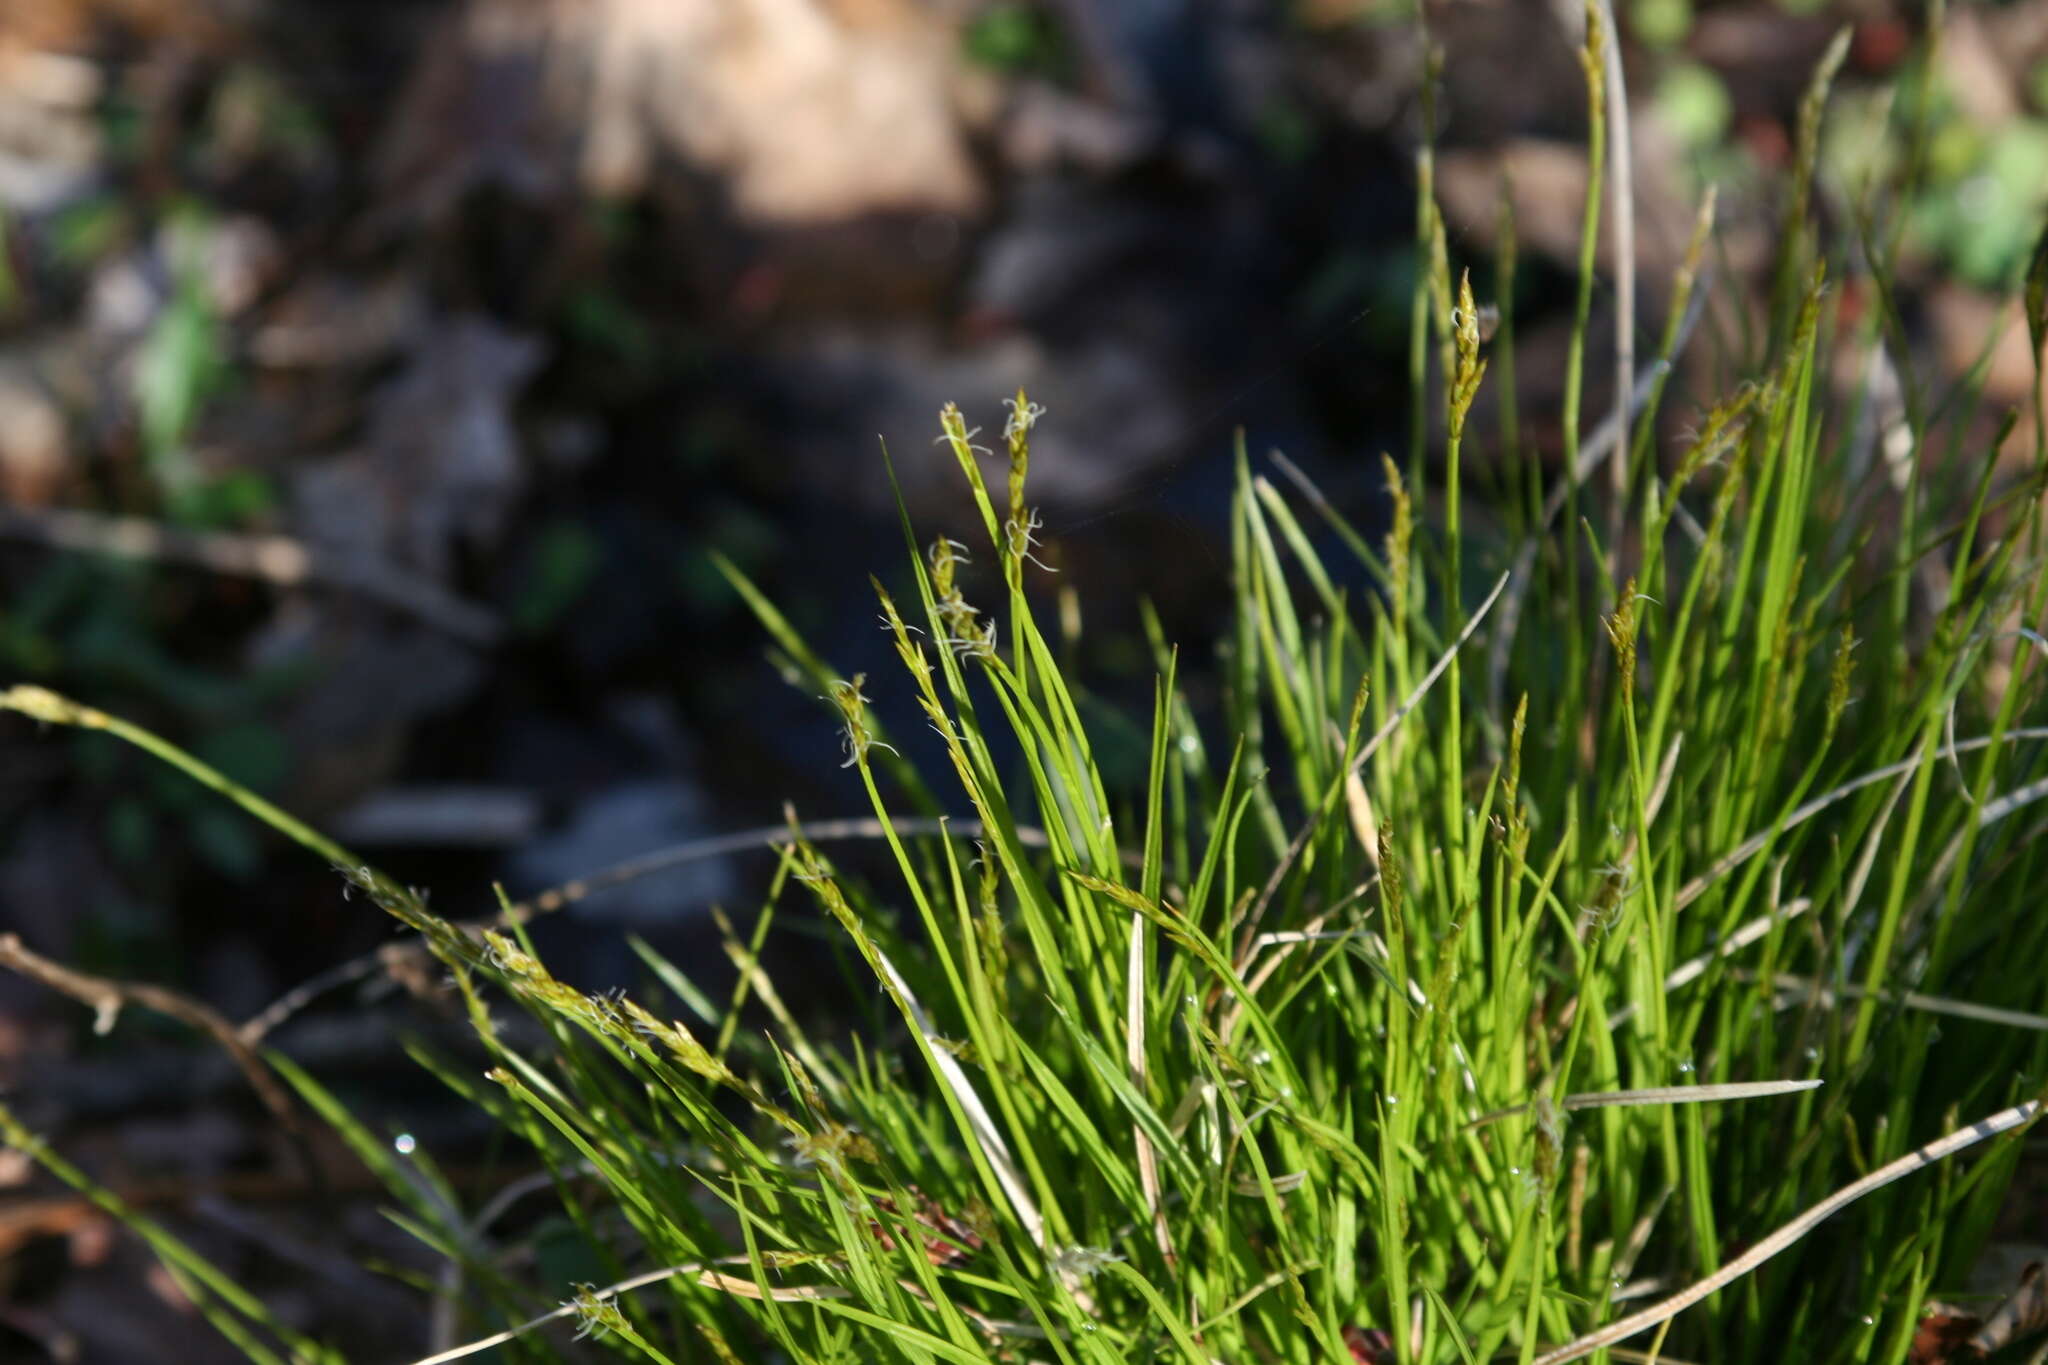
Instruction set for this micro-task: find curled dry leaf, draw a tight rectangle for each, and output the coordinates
[1971,1261,2048,1358]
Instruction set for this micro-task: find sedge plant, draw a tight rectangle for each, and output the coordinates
[5,15,2048,1365]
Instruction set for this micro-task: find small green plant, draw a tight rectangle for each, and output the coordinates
[961,2,1071,82]
[5,18,2048,1365]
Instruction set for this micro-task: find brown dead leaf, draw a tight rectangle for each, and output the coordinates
[868,1187,986,1268]
[1344,1324,1394,1364]
[0,1198,112,1262]
[1910,1304,1983,1365]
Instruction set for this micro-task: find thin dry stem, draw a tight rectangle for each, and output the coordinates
[0,506,500,644]
[0,933,307,1150]
[1530,1098,2043,1364]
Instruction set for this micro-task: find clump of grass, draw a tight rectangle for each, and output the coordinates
[5,20,2048,1365]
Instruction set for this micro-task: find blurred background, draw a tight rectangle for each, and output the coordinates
[2,0,2047,1357]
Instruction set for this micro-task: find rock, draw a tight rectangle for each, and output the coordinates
[1927,284,2048,413]
[243,600,486,816]
[0,359,69,506]
[373,0,982,226]
[294,312,544,579]
[1434,132,1764,302]
[0,45,104,216]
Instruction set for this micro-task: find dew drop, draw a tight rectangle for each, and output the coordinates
[393,1133,417,1156]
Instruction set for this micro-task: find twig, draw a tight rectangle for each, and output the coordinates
[0,506,500,645]
[409,1257,817,1365]
[240,815,1067,1044]
[509,815,1053,922]
[1529,1096,2043,1364]
[0,933,313,1174]
[237,953,392,1045]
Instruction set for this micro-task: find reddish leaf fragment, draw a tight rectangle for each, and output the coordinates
[1343,1324,1395,1364]
[869,1187,985,1269]
[1908,1303,1981,1365]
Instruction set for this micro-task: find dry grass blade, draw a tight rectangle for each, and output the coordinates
[411,1253,1049,1365]
[1979,771,2048,824]
[1664,897,1811,993]
[242,813,1068,1043]
[1607,897,1813,1028]
[1675,728,2048,910]
[407,1261,734,1365]
[1529,1098,2043,1364]
[1467,1079,1821,1130]
[1560,1079,1821,1110]
[868,946,1046,1252]
[1754,974,2048,1032]
[1235,570,1510,963]
[1351,567,1509,770]
[407,1257,865,1365]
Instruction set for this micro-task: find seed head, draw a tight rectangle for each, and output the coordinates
[827,674,896,769]
[1604,577,1639,693]
[1448,270,1490,442]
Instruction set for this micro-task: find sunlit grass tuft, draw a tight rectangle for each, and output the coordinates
[4,17,2048,1365]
